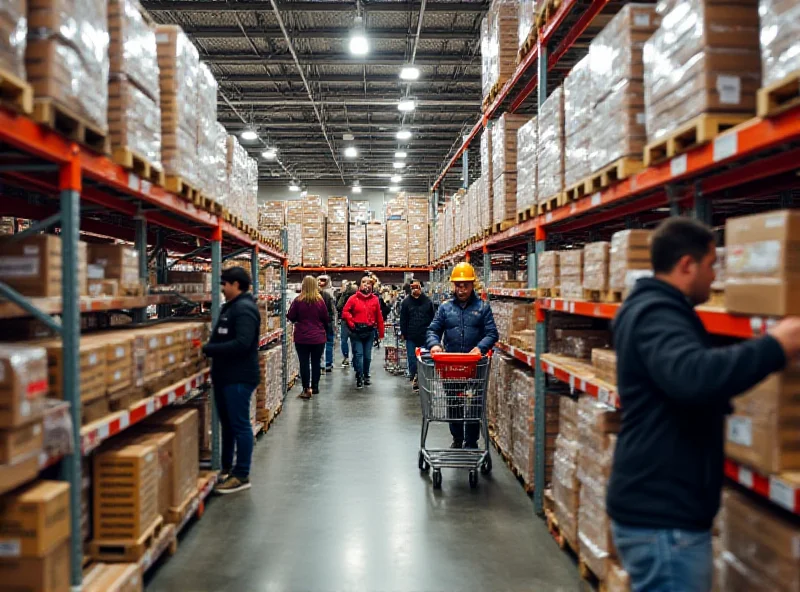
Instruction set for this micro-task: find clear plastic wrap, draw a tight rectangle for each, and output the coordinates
[0,0,26,78]
[759,0,800,87]
[286,200,303,266]
[516,117,537,214]
[559,249,584,299]
[366,222,385,266]
[518,0,536,50]
[537,250,559,289]
[482,0,519,101]
[108,77,161,165]
[0,344,49,426]
[563,56,593,187]
[349,223,366,266]
[643,0,761,142]
[408,196,429,266]
[493,172,518,225]
[480,130,493,228]
[481,16,492,100]
[108,0,158,102]
[583,241,611,291]
[609,229,652,291]
[258,201,285,242]
[536,85,564,202]
[492,113,528,224]
[196,62,219,198]
[550,328,611,359]
[225,134,248,217]
[213,122,227,206]
[326,197,348,266]
[302,195,326,266]
[245,156,258,228]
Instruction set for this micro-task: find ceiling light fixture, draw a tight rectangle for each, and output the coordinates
[344,146,358,158]
[349,16,369,55]
[394,151,407,159]
[390,174,402,183]
[240,129,258,141]
[352,185,362,194]
[261,149,277,160]
[396,129,412,140]
[397,99,416,112]
[399,66,420,81]
[389,185,400,192]
[393,162,406,169]
[289,182,300,192]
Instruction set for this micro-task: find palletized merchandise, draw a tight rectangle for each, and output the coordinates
[349,223,366,266]
[516,117,537,214]
[349,200,370,223]
[0,480,70,556]
[212,122,227,206]
[36,337,107,404]
[553,395,580,548]
[493,172,519,227]
[588,4,658,172]
[120,430,174,520]
[481,0,519,100]
[537,251,559,290]
[407,196,429,266]
[196,62,218,199]
[583,241,611,291]
[156,25,199,187]
[26,0,109,130]
[107,77,161,168]
[517,0,536,51]
[0,234,61,297]
[643,0,761,143]
[550,328,611,360]
[514,379,560,489]
[0,418,43,464]
[88,244,140,295]
[245,157,258,228]
[366,222,385,266]
[537,86,564,203]
[0,540,70,592]
[720,488,800,591]
[591,348,617,384]
[225,135,248,220]
[0,0,26,79]
[724,210,800,316]
[493,354,515,455]
[563,56,593,187]
[0,345,48,428]
[609,229,652,291]
[480,130,493,228]
[327,196,349,266]
[387,220,408,267]
[559,249,583,300]
[302,195,326,266]
[492,113,529,181]
[286,200,303,266]
[759,0,800,87]
[82,563,142,592]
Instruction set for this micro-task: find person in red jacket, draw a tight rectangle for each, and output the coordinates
[342,275,385,389]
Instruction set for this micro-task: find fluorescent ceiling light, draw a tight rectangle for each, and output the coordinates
[349,17,368,55]
[352,185,362,194]
[394,151,407,159]
[343,133,355,141]
[261,149,276,160]
[397,99,416,112]
[344,146,358,158]
[289,182,300,192]
[389,185,400,192]
[399,66,420,81]
[393,162,406,169]
[240,130,258,141]
[396,129,412,140]
[390,175,402,183]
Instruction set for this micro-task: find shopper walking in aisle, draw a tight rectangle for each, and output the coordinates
[399,279,435,392]
[337,280,357,367]
[287,276,331,400]
[426,262,499,449]
[607,217,800,592]
[317,275,336,373]
[342,275,385,389]
[202,267,261,494]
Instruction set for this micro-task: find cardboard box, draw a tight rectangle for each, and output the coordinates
[83,562,142,592]
[36,339,107,404]
[0,480,70,557]
[0,234,61,297]
[0,345,48,428]
[87,244,140,294]
[0,540,69,592]
[366,222,386,267]
[583,242,611,292]
[0,451,40,496]
[0,421,43,465]
[122,431,174,519]
[610,229,652,291]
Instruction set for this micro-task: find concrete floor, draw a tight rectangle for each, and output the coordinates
[146,355,582,592]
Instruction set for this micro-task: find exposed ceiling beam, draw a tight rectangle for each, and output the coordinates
[218,73,480,84]
[222,96,479,106]
[185,26,478,40]
[221,121,470,129]
[204,53,478,66]
[142,1,489,13]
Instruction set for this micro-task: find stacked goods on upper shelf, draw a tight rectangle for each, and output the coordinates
[88,244,141,297]
[643,0,761,155]
[724,210,800,316]
[107,0,160,169]
[301,195,326,267]
[212,121,227,205]
[407,195,430,266]
[349,222,367,267]
[577,397,621,581]
[256,345,282,424]
[386,195,408,267]
[26,0,109,131]
[559,249,583,300]
[327,196,349,266]
[196,63,218,199]
[549,317,611,360]
[759,0,800,90]
[245,158,258,228]
[583,241,610,292]
[537,86,564,206]
[492,299,534,346]
[492,113,528,226]
[537,251,559,293]
[156,25,199,187]
[0,481,72,587]
[349,200,370,224]
[609,229,652,293]
[481,0,518,102]
[225,135,259,227]
[563,56,593,190]
[258,200,285,246]
[0,234,81,297]
[165,270,211,294]
[516,117,537,216]
[553,395,581,549]
[0,0,25,79]
[454,191,466,247]
[517,0,536,52]
[366,222,386,267]
[286,200,302,266]
[480,129,493,230]
[464,182,478,243]
[588,4,657,174]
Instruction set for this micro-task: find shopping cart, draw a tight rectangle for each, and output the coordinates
[416,349,492,489]
[384,322,408,375]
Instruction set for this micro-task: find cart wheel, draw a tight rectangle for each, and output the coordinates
[418,451,429,472]
[432,469,442,489]
[469,470,479,489]
[480,456,492,475]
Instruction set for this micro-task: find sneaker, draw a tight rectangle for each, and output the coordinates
[215,475,251,495]
[450,440,463,449]
[325,367,333,373]
[218,471,230,484]
[464,441,479,449]
[342,359,350,367]
[364,375,371,386]
[312,385,320,395]
[356,374,364,389]
[298,388,312,399]
[412,377,419,392]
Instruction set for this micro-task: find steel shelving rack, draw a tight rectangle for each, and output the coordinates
[428,0,800,524]
[0,107,289,587]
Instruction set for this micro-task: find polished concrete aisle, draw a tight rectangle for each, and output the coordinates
[146,360,582,592]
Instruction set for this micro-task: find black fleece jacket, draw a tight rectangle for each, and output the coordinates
[203,292,261,387]
[399,293,435,345]
[606,277,786,531]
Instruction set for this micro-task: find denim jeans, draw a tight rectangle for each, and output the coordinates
[340,323,350,359]
[350,330,374,376]
[214,382,257,480]
[322,330,334,369]
[611,521,713,592]
[406,337,418,378]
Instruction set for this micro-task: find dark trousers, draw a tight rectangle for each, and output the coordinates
[447,384,481,445]
[215,382,257,479]
[296,342,325,389]
[350,331,374,377]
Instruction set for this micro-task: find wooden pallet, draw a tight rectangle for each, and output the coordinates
[166,488,197,525]
[491,218,516,234]
[758,70,800,118]
[584,156,643,194]
[644,113,750,166]
[545,509,577,555]
[535,0,562,30]
[563,179,588,203]
[537,286,560,298]
[32,98,109,154]
[0,67,32,114]
[191,193,214,212]
[88,516,164,562]
[111,147,165,186]
[517,28,538,64]
[581,288,622,303]
[516,206,536,223]
[579,558,606,591]
[537,194,560,214]
[165,176,201,201]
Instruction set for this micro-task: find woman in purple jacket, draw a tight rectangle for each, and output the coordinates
[287,276,331,399]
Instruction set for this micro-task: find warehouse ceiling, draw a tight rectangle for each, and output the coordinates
[142,0,489,193]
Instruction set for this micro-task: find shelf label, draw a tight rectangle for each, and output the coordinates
[579,379,586,392]
[141,180,152,195]
[598,387,611,405]
[545,212,553,223]
[119,413,130,431]
[670,154,688,177]
[569,374,575,394]
[590,193,601,207]
[738,466,753,488]
[769,477,795,511]
[749,316,764,335]
[128,174,140,191]
[168,392,176,404]
[713,132,738,162]
[98,423,110,440]
[146,400,155,415]
[569,302,575,314]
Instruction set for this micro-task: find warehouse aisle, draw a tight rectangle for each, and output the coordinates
[146,361,582,592]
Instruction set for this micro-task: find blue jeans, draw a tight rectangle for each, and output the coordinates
[323,330,334,369]
[214,382,257,480]
[340,323,350,359]
[406,337,418,378]
[611,521,713,592]
[350,330,374,377]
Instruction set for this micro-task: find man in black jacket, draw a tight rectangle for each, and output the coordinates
[607,218,800,591]
[336,280,357,367]
[202,267,261,494]
[318,275,336,372]
[399,279,435,391]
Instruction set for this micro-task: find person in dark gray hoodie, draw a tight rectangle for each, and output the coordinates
[399,279,435,391]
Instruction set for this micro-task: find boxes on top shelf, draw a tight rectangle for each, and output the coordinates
[327,196,349,266]
[537,85,565,203]
[516,117,537,215]
[492,113,529,225]
[407,195,430,266]
[563,56,593,188]
[366,222,386,267]
[559,249,584,300]
[517,0,536,51]
[349,200,371,223]
[0,0,26,79]
[481,0,518,101]
[88,244,140,296]
[583,241,611,292]
[609,229,652,292]
[724,210,800,316]
[285,200,303,266]
[537,251,559,290]
[301,195,326,267]
[643,0,761,144]
[480,129,493,228]
[349,222,367,267]
[213,121,227,206]
[387,220,409,267]
[759,0,800,88]
[196,62,219,199]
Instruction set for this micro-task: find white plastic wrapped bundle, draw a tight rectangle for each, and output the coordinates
[563,56,593,187]
[516,117,537,213]
[196,63,218,198]
[518,0,536,51]
[481,0,519,100]
[213,122,227,206]
[536,86,564,203]
[226,134,248,217]
[759,0,800,87]
[108,78,161,164]
[245,157,258,227]
[108,0,159,102]
[0,0,26,78]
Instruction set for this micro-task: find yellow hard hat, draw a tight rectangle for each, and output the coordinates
[450,262,477,282]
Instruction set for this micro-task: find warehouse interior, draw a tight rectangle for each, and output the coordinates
[0,0,799,591]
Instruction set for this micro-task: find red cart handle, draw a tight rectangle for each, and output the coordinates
[415,348,492,361]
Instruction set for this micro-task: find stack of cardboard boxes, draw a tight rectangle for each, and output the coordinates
[609,229,652,293]
[559,250,584,300]
[0,0,25,79]
[407,195,430,266]
[327,197,349,266]
[537,86,565,205]
[553,395,581,550]
[516,118,537,215]
[386,197,408,267]
[480,130,493,231]
[513,380,560,491]
[537,251,559,293]
[88,244,141,297]
[492,114,529,226]
[366,222,385,267]
[583,242,611,292]
[301,195,326,267]
[563,56,593,189]
[196,63,218,199]
[481,0,518,101]
[286,201,303,266]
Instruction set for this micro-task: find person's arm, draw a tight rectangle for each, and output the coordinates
[636,307,786,407]
[287,299,298,323]
[399,299,409,338]
[342,296,356,329]
[476,303,500,354]
[375,299,385,339]
[203,308,259,358]
[426,303,447,350]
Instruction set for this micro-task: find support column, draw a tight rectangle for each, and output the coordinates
[482,246,490,300]
[533,225,547,515]
[526,238,535,289]
[59,155,83,587]
[156,230,169,319]
[210,224,222,471]
[133,216,147,323]
[462,139,469,189]
[251,245,260,296]
[280,228,288,401]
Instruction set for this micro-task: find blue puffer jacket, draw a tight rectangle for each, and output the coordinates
[425,292,499,354]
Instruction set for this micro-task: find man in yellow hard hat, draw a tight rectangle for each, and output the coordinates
[426,261,499,449]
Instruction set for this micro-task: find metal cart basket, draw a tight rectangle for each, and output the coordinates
[384,322,408,375]
[416,349,492,489]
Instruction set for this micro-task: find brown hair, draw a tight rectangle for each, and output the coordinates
[299,275,322,303]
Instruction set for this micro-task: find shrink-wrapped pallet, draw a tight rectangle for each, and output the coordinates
[494,354,515,456]
[212,122,227,205]
[759,0,800,87]
[537,251,559,290]
[327,196,349,266]
[26,0,109,130]
[643,0,761,144]
[386,196,408,266]
[537,86,564,204]
[0,0,25,78]
[609,229,652,291]
[553,395,581,548]
[349,223,366,267]
[514,381,560,492]
[225,135,248,218]
[583,241,611,292]
[245,157,258,227]
[492,113,528,225]
[516,117,537,214]
[518,0,536,51]
[156,25,199,186]
[196,62,218,199]
[559,249,583,300]
[349,200,370,223]
[301,195,326,267]
[564,56,593,187]
[480,130,493,229]
[408,195,429,266]
[366,222,385,267]
[286,200,303,266]
[258,200,285,246]
[481,0,519,101]
[107,77,160,167]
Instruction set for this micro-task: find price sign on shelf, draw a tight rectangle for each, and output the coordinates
[670,154,688,177]
[769,478,796,512]
[598,387,611,406]
[97,423,110,441]
[146,399,155,415]
[738,466,753,488]
[713,132,738,162]
[119,413,130,431]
